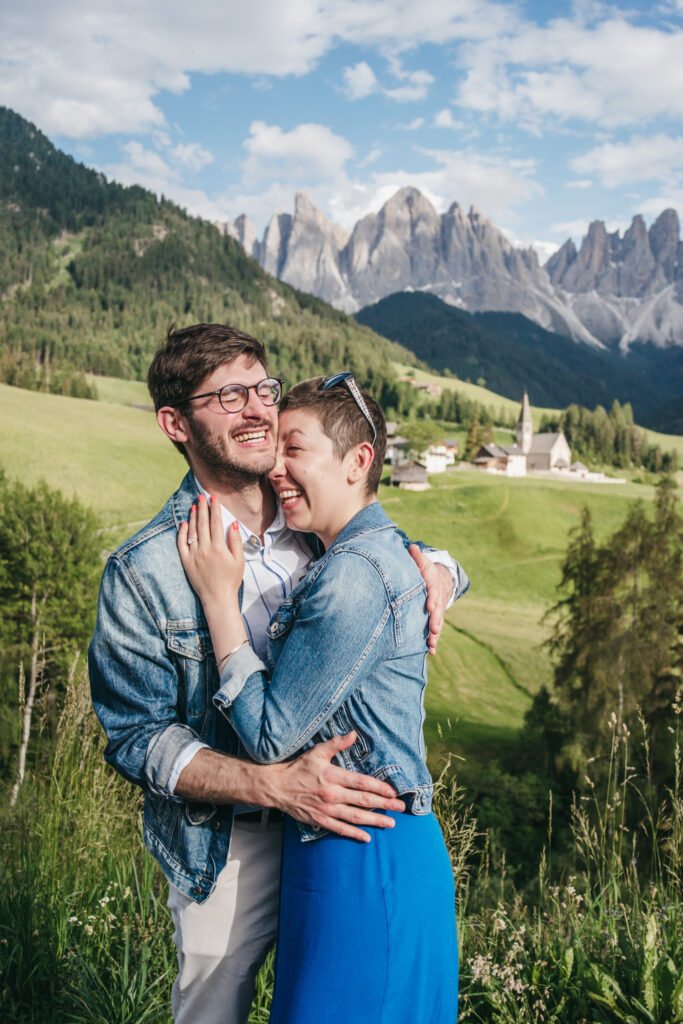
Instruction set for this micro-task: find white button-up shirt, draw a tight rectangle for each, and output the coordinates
[167,484,316,793]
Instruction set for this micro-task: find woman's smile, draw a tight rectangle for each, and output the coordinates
[268,409,368,549]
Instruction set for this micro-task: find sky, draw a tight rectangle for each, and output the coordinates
[2,0,683,261]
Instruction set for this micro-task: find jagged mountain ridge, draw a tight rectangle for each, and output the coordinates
[219,188,683,351]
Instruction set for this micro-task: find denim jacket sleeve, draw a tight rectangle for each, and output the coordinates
[88,556,204,799]
[395,531,470,609]
[213,551,399,763]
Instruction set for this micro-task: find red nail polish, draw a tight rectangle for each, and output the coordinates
[198,494,204,503]
[231,520,239,531]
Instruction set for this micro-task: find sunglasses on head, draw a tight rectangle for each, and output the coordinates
[320,372,377,445]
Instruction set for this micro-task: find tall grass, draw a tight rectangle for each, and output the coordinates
[436,701,683,1023]
[1,669,681,1023]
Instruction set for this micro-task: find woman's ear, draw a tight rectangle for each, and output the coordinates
[347,441,375,484]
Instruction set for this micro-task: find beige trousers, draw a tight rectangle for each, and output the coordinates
[167,819,283,1024]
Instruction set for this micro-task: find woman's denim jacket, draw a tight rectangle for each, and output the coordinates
[214,500,470,841]
[89,474,469,900]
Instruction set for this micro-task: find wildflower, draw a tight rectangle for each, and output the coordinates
[98,896,111,906]
[123,887,132,899]
[0,939,7,946]
[32,930,38,937]
[68,916,78,923]
[84,924,94,935]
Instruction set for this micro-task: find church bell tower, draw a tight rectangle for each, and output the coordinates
[516,390,533,453]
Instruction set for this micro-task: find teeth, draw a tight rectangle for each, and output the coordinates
[234,430,267,443]
[280,489,303,501]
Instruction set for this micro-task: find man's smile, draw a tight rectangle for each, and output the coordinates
[232,428,270,445]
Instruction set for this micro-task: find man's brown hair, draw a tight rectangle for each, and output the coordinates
[147,323,268,412]
[147,323,268,461]
[279,376,387,495]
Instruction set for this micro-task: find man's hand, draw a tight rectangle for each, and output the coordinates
[408,544,452,655]
[267,733,405,843]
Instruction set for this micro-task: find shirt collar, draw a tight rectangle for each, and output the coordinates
[193,475,287,541]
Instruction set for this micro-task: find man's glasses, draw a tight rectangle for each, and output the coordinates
[179,377,285,414]
[320,372,377,445]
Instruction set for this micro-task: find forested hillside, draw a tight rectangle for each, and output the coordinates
[356,291,683,427]
[0,107,419,404]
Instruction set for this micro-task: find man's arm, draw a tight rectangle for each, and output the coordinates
[408,545,470,654]
[175,733,405,843]
[89,554,403,839]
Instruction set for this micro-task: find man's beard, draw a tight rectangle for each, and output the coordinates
[188,415,276,490]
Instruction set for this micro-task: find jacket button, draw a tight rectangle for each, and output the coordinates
[191,886,202,898]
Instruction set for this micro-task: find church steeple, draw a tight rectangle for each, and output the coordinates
[516,390,533,453]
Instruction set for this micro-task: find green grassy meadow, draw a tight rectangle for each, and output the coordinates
[0,378,665,767]
[394,359,683,458]
[2,379,681,1024]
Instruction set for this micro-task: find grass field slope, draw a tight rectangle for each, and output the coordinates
[1,381,665,767]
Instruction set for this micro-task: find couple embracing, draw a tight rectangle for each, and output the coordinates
[89,322,469,1023]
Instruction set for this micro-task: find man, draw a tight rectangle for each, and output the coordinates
[89,323,468,1024]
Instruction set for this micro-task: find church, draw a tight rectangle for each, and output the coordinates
[474,392,572,477]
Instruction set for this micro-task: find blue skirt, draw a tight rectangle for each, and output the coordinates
[270,811,458,1024]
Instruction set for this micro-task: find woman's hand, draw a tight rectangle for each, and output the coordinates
[177,494,245,608]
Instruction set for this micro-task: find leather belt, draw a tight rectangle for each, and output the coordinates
[234,809,284,824]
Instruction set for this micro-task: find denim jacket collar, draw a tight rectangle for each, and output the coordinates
[171,470,201,531]
[328,500,395,550]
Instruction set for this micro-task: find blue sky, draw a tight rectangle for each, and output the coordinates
[2,0,683,260]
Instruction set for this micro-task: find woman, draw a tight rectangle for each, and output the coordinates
[178,374,466,1023]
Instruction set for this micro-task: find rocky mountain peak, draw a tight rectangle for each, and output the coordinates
[233,213,259,260]
[649,208,680,281]
[227,186,683,349]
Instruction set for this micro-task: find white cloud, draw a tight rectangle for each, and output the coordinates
[0,0,512,139]
[456,15,683,130]
[104,144,229,222]
[565,179,593,190]
[242,121,354,183]
[171,142,214,172]
[323,148,541,231]
[571,134,683,187]
[638,192,683,218]
[396,118,425,131]
[342,62,378,100]
[358,148,383,167]
[551,219,591,242]
[434,109,465,129]
[385,68,434,103]
[529,240,559,264]
[120,141,175,179]
[221,121,542,235]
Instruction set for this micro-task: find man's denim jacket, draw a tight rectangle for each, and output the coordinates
[214,501,470,841]
[89,472,240,903]
[89,474,469,902]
